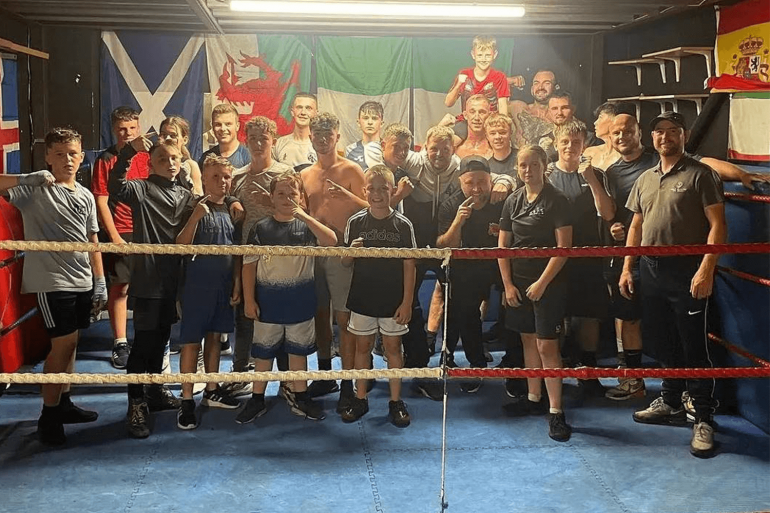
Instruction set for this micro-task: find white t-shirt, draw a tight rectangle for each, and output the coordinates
[273,135,317,168]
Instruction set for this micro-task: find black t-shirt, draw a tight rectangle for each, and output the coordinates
[605,147,659,228]
[547,163,607,247]
[499,183,571,279]
[489,151,522,189]
[345,208,417,318]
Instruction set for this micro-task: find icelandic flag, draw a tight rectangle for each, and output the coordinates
[100,31,206,160]
[0,56,20,175]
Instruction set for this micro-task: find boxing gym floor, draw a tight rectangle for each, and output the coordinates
[1,315,768,513]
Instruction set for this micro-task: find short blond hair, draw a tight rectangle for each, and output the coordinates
[553,119,587,142]
[382,123,412,142]
[202,154,234,174]
[466,94,490,109]
[269,170,303,195]
[365,164,395,187]
[245,116,277,139]
[212,103,239,120]
[472,36,497,53]
[484,113,512,132]
[425,125,455,145]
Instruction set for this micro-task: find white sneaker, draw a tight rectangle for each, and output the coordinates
[605,378,645,400]
[690,421,715,458]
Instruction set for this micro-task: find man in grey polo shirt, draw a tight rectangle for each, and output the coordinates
[619,111,726,458]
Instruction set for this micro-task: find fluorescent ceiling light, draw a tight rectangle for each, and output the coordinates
[230,1,526,18]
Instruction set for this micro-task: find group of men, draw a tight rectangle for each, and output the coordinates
[4,35,768,458]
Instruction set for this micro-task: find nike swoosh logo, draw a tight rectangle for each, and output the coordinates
[581,183,590,187]
[688,310,703,316]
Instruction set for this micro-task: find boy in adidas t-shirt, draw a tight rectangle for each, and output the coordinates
[341,165,417,427]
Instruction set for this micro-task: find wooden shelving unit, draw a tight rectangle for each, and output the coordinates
[608,58,667,86]
[607,94,710,118]
[641,47,713,83]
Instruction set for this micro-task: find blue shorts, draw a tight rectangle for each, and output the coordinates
[179,286,234,343]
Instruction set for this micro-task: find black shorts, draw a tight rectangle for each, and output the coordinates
[132,297,178,332]
[36,290,92,338]
[605,264,642,321]
[504,275,566,339]
[565,259,609,319]
[105,233,132,285]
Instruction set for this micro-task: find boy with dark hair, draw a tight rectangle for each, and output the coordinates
[91,106,149,369]
[236,171,337,424]
[345,101,384,171]
[274,93,319,168]
[341,165,416,427]
[199,103,251,170]
[0,128,107,445]
[108,137,196,439]
[175,155,242,430]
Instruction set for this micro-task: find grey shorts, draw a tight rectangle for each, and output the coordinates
[314,256,353,313]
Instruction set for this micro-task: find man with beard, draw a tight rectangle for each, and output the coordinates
[510,70,558,147]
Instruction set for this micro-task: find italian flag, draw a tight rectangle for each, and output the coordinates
[728,92,770,162]
[316,37,412,150]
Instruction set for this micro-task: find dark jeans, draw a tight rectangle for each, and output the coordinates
[127,327,172,399]
[640,256,716,421]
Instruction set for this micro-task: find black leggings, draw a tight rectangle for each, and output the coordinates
[126,326,172,399]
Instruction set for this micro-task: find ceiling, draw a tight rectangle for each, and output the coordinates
[0,0,715,36]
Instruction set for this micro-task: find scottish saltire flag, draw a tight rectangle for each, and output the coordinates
[316,37,412,150]
[0,56,20,175]
[205,35,312,143]
[100,31,206,159]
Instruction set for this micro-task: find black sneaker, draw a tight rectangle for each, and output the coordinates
[307,380,340,398]
[414,380,443,401]
[579,379,606,398]
[126,398,150,439]
[146,385,181,412]
[503,397,548,416]
[201,387,241,409]
[235,396,268,424]
[111,342,130,370]
[426,332,437,356]
[177,400,198,430]
[388,400,411,428]
[548,412,572,442]
[504,379,527,399]
[291,397,326,421]
[220,340,232,356]
[58,400,98,424]
[220,381,253,398]
[37,413,65,446]
[460,379,483,394]
[337,385,355,414]
[341,397,369,423]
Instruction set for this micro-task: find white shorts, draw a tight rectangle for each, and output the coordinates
[347,311,409,337]
[315,256,353,313]
[251,318,316,359]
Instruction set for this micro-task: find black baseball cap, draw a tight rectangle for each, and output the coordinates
[649,111,687,130]
[459,155,490,175]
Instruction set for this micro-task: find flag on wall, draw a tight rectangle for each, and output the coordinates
[412,38,514,146]
[709,0,770,92]
[0,56,20,175]
[100,31,206,159]
[316,37,412,150]
[205,35,312,143]
[728,92,770,161]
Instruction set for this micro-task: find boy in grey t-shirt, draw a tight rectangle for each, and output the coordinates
[0,128,107,446]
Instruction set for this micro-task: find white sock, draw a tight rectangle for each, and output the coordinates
[549,408,562,415]
[114,337,127,345]
[527,393,541,403]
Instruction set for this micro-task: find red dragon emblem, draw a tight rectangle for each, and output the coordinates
[217,51,301,141]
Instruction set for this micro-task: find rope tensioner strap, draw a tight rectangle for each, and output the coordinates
[725,192,770,204]
[717,265,770,288]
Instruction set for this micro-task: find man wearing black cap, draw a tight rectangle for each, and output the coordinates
[436,155,508,392]
[620,111,726,458]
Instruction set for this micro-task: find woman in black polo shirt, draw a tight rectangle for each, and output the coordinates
[497,144,573,442]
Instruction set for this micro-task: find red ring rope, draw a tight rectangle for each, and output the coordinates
[447,366,770,379]
[708,333,770,368]
[725,192,770,203]
[717,265,770,288]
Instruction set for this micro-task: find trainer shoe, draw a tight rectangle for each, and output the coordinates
[414,379,443,401]
[460,378,483,394]
[177,399,198,430]
[37,412,66,446]
[58,399,99,424]
[341,397,369,423]
[220,335,232,355]
[605,378,646,401]
[503,397,548,416]
[388,400,411,428]
[201,387,241,409]
[548,412,572,442]
[632,397,687,426]
[126,398,150,439]
[279,383,298,409]
[690,421,715,458]
[291,397,326,421]
[111,342,130,370]
[307,380,340,398]
[235,396,267,424]
[337,385,355,414]
[146,385,181,412]
[504,379,527,399]
[221,381,253,398]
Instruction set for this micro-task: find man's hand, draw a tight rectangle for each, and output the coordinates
[130,135,153,153]
[438,113,457,128]
[610,222,626,242]
[193,195,211,219]
[690,268,715,299]
[393,300,412,325]
[92,276,108,316]
[111,234,127,245]
[19,170,55,187]
[291,198,310,221]
[230,279,242,306]
[244,299,260,320]
[395,176,414,198]
[490,182,510,204]
[578,157,595,181]
[525,279,548,302]
[619,269,635,300]
[326,179,350,200]
[503,282,523,308]
[229,201,245,223]
[741,172,770,191]
[455,196,474,225]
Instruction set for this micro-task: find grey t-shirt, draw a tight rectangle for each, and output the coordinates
[8,179,98,293]
[273,135,317,169]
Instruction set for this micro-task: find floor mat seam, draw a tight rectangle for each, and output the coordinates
[123,442,159,513]
[570,444,630,513]
[359,420,384,513]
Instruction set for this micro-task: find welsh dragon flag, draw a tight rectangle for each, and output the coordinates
[316,37,412,150]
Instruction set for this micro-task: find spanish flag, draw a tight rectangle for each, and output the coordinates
[708,0,770,92]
